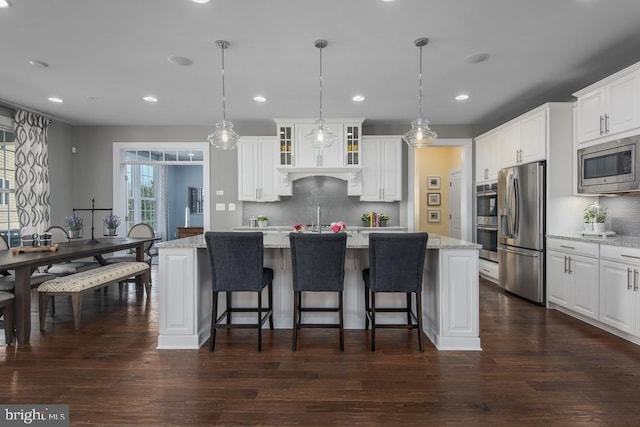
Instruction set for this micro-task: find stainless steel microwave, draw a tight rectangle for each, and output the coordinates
[577,137,640,194]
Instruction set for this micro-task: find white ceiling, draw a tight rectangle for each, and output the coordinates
[2,0,640,133]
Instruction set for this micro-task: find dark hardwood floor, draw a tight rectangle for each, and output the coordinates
[1,267,639,426]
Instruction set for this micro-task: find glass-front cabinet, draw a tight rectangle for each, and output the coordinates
[345,125,360,166]
[274,119,363,168]
[278,124,293,166]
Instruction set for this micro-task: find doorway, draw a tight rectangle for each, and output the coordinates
[448,169,462,239]
[112,143,210,241]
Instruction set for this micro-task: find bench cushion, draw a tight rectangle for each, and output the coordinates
[37,262,149,293]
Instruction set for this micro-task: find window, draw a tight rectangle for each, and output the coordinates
[126,164,157,231]
[0,128,19,246]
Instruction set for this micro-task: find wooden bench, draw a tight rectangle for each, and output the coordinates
[37,262,150,330]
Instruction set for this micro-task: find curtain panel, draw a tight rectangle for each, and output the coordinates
[14,109,52,235]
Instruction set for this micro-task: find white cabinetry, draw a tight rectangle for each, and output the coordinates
[360,137,402,201]
[475,105,552,184]
[274,119,363,168]
[237,137,279,202]
[546,238,599,319]
[574,63,640,145]
[599,245,640,336]
[475,132,499,183]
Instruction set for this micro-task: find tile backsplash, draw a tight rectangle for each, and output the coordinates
[242,176,400,227]
[599,193,640,237]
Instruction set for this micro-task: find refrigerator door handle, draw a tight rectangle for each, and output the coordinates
[498,246,540,258]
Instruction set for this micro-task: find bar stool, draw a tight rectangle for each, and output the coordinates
[362,232,428,352]
[289,232,347,351]
[204,232,274,352]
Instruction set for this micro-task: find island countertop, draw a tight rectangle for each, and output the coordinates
[156,232,481,250]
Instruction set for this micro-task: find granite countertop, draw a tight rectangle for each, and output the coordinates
[548,234,640,249]
[157,232,480,250]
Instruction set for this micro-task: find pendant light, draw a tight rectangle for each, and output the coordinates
[305,39,336,149]
[402,37,437,148]
[208,40,241,150]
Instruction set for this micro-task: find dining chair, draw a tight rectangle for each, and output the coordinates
[204,232,274,352]
[0,235,56,293]
[289,232,347,351]
[0,291,15,345]
[362,232,428,352]
[105,222,156,289]
[43,226,101,276]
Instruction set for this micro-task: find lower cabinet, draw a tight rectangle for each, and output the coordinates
[547,237,640,345]
[547,250,599,319]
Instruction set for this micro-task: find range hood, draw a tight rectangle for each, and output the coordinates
[276,167,362,185]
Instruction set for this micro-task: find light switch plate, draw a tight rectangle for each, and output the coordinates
[216,190,224,196]
[215,203,226,211]
[228,203,236,211]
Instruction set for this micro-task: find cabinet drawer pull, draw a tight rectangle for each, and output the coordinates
[559,245,575,250]
[621,254,640,260]
[481,268,490,273]
[635,269,639,292]
[564,256,568,274]
[599,115,604,135]
[628,268,633,290]
[567,256,572,274]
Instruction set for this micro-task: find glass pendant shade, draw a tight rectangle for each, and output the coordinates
[307,39,335,149]
[209,40,240,150]
[305,118,336,149]
[208,120,240,150]
[403,37,437,148]
[403,118,437,148]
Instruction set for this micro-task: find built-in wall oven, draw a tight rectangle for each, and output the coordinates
[476,182,498,262]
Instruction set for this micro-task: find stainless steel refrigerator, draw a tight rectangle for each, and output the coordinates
[498,161,545,304]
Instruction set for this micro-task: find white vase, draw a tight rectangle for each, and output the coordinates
[69,229,81,239]
[258,220,268,228]
[593,222,605,233]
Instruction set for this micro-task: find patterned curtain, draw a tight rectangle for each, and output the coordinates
[13,110,52,235]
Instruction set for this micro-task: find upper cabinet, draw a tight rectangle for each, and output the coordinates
[274,119,363,168]
[475,104,551,183]
[360,137,402,202]
[574,63,640,145]
[237,137,279,202]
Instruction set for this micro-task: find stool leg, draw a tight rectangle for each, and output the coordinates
[257,290,262,352]
[364,286,370,330]
[292,291,299,351]
[371,291,376,352]
[268,282,274,330]
[406,293,412,325]
[226,292,232,325]
[209,291,219,352]
[339,291,344,352]
[416,291,424,352]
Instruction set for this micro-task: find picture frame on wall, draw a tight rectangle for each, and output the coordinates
[427,176,441,189]
[428,210,441,223]
[427,192,441,206]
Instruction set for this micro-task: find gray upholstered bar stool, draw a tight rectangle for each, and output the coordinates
[289,232,347,351]
[362,232,428,352]
[204,232,274,352]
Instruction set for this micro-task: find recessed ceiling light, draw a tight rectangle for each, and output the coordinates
[253,95,267,102]
[29,60,49,68]
[352,95,365,102]
[168,55,193,66]
[464,52,489,64]
[48,97,63,103]
[0,0,12,8]
[143,96,158,103]
[191,0,210,3]
[455,94,469,101]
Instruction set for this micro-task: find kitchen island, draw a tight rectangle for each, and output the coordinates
[156,232,481,351]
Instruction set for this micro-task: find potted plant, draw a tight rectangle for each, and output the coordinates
[583,203,607,232]
[103,213,121,236]
[257,215,268,228]
[379,213,389,227]
[65,214,84,238]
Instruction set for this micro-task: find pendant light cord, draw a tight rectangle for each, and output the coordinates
[221,44,227,122]
[319,44,323,121]
[418,43,423,120]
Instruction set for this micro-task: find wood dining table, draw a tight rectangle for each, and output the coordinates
[0,236,155,344]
